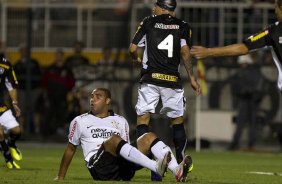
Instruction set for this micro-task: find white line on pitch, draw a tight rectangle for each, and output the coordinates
[248,171,282,176]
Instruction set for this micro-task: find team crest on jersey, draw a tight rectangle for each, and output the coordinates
[279,37,282,44]
[0,67,4,74]
[111,121,119,129]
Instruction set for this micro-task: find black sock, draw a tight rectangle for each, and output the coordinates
[8,132,21,148]
[136,124,149,138]
[0,140,12,162]
[172,124,187,163]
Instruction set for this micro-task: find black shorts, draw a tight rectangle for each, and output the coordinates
[87,143,141,181]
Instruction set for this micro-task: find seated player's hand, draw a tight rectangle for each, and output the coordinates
[54,176,64,181]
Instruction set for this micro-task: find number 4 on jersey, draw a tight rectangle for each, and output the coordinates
[157,34,173,58]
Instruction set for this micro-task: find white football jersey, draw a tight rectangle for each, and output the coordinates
[68,112,130,162]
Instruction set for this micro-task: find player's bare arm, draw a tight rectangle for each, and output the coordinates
[181,45,201,95]
[56,143,77,181]
[190,43,249,59]
[8,89,21,117]
[129,43,141,63]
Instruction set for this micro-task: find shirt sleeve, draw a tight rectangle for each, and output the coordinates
[68,117,81,146]
[243,25,272,51]
[180,22,192,48]
[131,17,148,45]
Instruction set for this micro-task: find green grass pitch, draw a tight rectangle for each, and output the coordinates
[0,143,281,184]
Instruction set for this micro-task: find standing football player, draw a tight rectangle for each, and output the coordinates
[55,88,191,182]
[129,0,201,181]
[0,57,22,169]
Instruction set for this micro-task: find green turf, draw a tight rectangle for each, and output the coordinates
[0,144,282,184]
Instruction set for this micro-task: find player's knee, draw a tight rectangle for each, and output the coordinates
[137,132,157,150]
[170,116,184,125]
[137,113,150,125]
[104,134,123,154]
[139,132,157,143]
[10,126,21,136]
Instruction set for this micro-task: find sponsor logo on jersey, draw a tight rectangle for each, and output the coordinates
[69,121,77,140]
[87,125,94,129]
[154,23,179,30]
[250,30,268,42]
[152,73,178,82]
[91,128,120,138]
[279,37,282,44]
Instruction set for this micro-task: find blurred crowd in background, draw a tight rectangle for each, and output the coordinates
[0,40,125,141]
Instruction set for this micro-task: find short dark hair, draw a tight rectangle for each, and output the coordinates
[96,88,111,99]
[156,0,177,11]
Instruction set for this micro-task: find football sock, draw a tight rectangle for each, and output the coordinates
[117,140,157,172]
[8,132,21,148]
[136,124,149,138]
[136,124,161,180]
[151,139,178,175]
[172,124,187,163]
[0,140,12,162]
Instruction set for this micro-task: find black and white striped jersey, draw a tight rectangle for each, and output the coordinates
[132,14,192,89]
[244,21,282,91]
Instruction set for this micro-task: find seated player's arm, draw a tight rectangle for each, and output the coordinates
[56,143,77,180]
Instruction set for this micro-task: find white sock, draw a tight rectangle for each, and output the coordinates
[119,143,157,172]
[151,141,179,175]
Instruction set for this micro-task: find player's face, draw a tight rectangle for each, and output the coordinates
[90,89,110,115]
[275,0,282,20]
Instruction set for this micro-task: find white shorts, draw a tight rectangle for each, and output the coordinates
[135,83,186,118]
[0,110,19,131]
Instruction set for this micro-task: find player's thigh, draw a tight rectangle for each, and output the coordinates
[88,145,120,180]
[135,83,160,115]
[87,144,136,181]
[160,88,186,118]
[0,110,19,131]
